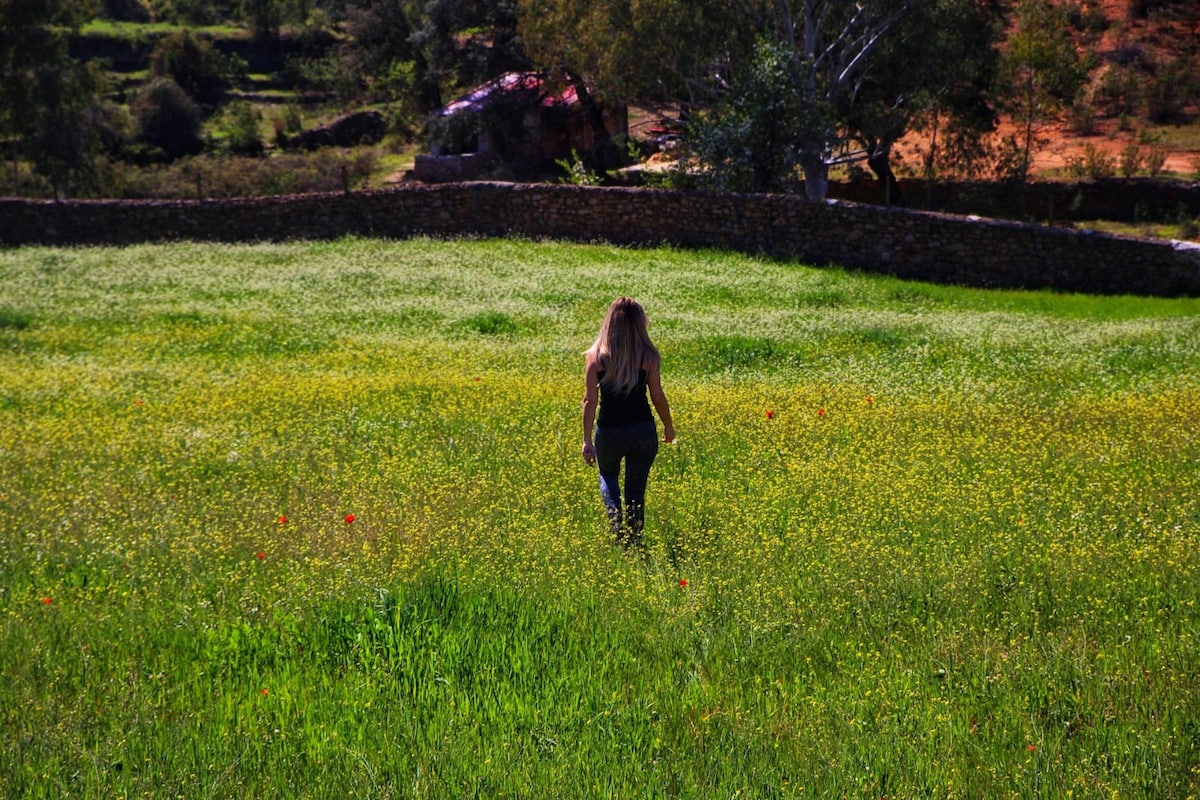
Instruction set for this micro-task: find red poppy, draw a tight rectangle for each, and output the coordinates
[344,513,356,524]
[765,409,774,419]
[261,688,270,696]
[276,515,288,524]
[817,408,826,417]
[255,551,266,560]
[42,597,52,605]
[865,396,873,404]
[1026,744,1037,752]
[679,579,688,588]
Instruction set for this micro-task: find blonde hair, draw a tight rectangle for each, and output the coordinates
[587,297,660,394]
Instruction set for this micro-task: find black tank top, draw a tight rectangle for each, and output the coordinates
[597,369,654,427]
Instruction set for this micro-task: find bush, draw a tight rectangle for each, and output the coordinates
[1145,143,1168,177]
[220,102,263,155]
[1145,56,1196,123]
[1065,98,1098,135]
[132,77,204,160]
[1177,211,1198,241]
[150,30,243,107]
[1083,143,1116,178]
[1094,65,1142,118]
[1118,142,1143,177]
[100,0,152,22]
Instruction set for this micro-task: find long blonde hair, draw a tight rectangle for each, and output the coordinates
[587,297,660,394]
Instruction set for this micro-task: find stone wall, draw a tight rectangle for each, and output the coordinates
[830,177,1200,223]
[3,182,1199,296]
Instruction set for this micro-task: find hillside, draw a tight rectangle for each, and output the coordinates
[895,0,1200,178]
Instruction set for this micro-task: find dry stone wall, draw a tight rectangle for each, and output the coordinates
[3,182,1199,296]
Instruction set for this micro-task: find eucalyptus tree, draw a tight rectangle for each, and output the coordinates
[689,0,1003,201]
[837,0,1004,202]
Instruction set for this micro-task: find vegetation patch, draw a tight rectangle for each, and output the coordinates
[460,310,519,336]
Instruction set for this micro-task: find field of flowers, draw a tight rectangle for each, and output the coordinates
[1,237,1198,798]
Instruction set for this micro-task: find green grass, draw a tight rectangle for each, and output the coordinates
[1,238,1198,798]
[1080,218,1200,242]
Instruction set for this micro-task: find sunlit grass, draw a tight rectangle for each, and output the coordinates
[1,237,1198,798]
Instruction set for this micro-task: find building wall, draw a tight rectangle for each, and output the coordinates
[3,182,1198,296]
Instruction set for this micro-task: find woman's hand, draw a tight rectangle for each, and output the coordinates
[582,442,596,466]
[662,424,676,444]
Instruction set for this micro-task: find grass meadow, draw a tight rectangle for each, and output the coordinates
[1,237,1198,798]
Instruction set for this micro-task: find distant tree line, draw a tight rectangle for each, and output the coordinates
[2,0,1198,199]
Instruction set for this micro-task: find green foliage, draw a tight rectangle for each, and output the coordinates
[555,149,602,186]
[217,100,263,154]
[1119,141,1144,177]
[1094,64,1143,118]
[1145,55,1198,123]
[689,40,816,194]
[461,310,519,335]
[999,0,1090,181]
[0,0,95,144]
[149,28,244,106]
[240,0,285,39]
[344,0,526,111]
[22,59,119,198]
[1064,142,1117,179]
[98,0,153,22]
[131,76,205,159]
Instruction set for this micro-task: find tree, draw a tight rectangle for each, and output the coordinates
[150,29,244,107]
[686,0,1004,201]
[132,77,205,159]
[1,0,101,193]
[689,39,825,194]
[838,0,1003,203]
[998,0,1087,182]
[518,0,754,168]
[26,60,117,197]
[345,0,527,113]
[768,0,923,200]
[241,0,286,40]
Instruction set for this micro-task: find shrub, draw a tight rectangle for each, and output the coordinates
[99,0,152,22]
[150,30,244,107]
[1082,143,1116,178]
[1065,98,1098,135]
[1177,210,1198,241]
[131,77,204,160]
[1094,65,1142,118]
[220,102,264,156]
[1118,142,1143,177]
[1145,57,1194,123]
[1145,143,1168,177]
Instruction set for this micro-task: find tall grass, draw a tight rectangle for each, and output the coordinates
[1,238,1198,798]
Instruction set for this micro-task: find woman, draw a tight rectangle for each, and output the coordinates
[581,297,675,547]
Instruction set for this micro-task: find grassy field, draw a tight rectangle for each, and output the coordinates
[1,238,1198,798]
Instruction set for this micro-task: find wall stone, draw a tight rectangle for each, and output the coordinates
[2,182,1198,296]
